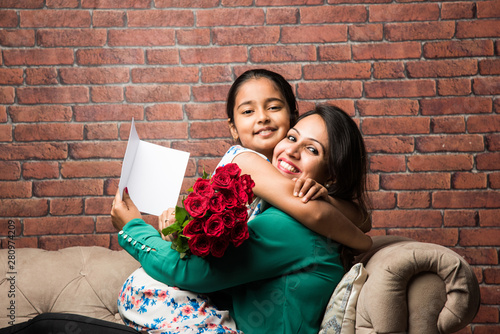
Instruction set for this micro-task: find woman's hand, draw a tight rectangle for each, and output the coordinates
[110,188,142,231]
[158,208,176,241]
[292,177,329,203]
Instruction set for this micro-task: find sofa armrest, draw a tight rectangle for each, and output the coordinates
[0,246,140,328]
[354,236,480,334]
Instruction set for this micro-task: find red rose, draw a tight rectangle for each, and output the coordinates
[193,178,214,198]
[211,168,233,189]
[210,237,230,258]
[231,221,249,247]
[219,163,241,178]
[233,205,248,223]
[188,234,211,257]
[184,193,209,218]
[221,210,236,229]
[239,174,255,204]
[221,188,238,208]
[209,192,225,213]
[203,214,225,237]
[183,218,204,237]
[233,179,248,204]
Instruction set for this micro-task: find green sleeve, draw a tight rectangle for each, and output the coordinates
[119,207,338,293]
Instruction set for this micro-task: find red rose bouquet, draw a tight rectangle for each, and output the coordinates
[161,163,255,258]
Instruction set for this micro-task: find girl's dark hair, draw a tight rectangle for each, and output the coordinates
[226,69,299,128]
[299,104,370,231]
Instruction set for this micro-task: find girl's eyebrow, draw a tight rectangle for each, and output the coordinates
[236,97,284,110]
[290,127,326,153]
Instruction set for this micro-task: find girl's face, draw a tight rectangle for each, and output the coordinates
[272,114,330,185]
[229,78,291,160]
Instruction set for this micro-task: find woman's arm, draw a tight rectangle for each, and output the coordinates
[232,152,372,251]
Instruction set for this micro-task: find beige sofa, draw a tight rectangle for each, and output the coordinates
[0,236,480,333]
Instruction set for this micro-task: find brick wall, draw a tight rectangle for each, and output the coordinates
[0,1,498,332]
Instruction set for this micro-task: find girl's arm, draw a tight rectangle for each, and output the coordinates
[233,152,372,251]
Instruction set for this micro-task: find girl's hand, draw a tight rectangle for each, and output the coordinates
[111,188,142,231]
[292,177,329,203]
[158,208,176,241]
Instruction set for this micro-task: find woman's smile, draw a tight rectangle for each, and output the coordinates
[276,158,301,174]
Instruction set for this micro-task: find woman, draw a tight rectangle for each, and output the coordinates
[111,105,370,333]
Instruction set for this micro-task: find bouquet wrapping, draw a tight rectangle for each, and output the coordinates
[162,163,255,258]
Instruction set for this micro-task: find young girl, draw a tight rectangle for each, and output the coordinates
[115,70,371,333]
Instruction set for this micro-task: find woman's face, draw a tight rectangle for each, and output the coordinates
[229,78,291,160]
[272,114,330,185]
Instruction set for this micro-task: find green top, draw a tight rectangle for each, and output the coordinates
[119,207,344,334]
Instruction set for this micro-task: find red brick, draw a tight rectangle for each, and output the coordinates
[104,178,120,196]
[200,66,232,84]
[10,105,72,122]
[250,45,316,63]
[477,1,500,18]
[0,181,31,199]
[22,161,60,179]
[96,216,115,233]
[20,10,91,27]
[189,120,230,139]
[372,210,442,228]
[61,161,122,178]
[266,7,299,25]
[431,116,465,133]
[369,3,439,22]
[127,9,194,27]
[433,191,500,209]
[366,174,379,191]
[0,219,21,237]
[387,228,459,247]
[213,26,279,45]
[81,0,150,8]
[222,0,255,5]
[349,24,383,41]
[0,237,38,249]
[353,42,421,60]
[197,8,264,26]
[473,77,500,95]
[38,28,106,46]
[126,85,191,103]
[145,104,184,121]
[479,209,500,227]
[479,59,500,75]
[397,192,431,209]
[91,86,123,103]
[407,59,477,78]
[4,48,73,66]
[282,25,346,43]
[0,143,67,160]
[17,87,89,104]
[385,22,454,41]
[424,40,494,58]
[120,122,188,140]
[185,104,227,122]
[171,139,232,157]
[484,268,500,284]
[472,306,499,326]
[46,0,79,8]
[367,191,396,210]
[85,123,119,140]
[0,29,35,47]
[24,216,94,236]
[192,84,231,103]
[108,28,175,46]
[0,161,21,180]
[183,46,251,64]
[461,229,500,248]
[486,134,500,151]
[50,198,84,216]
[303,63,371,80]
[441,2,475,20]
[454,248,498,266]
[372,62,405,79]
[473,324,500,334]
[437,78,472,96]
[69,142,127,159]
[146,49,179,65]
[381,173,450,190]
[300,5,367,23]
[297,81,362,99]
[0,87,15,104]
[0,199,48,217]
[456,20,500,38]
[76,48,144,65]
[14,123,83,141]
[409,154,473,172]
[74,104,143,122]
[362,117,429,135]
[444,210,478,227]
[0,10,18,27]
[0,124,12,141]
[39,234,110,250]
[490,173,500,189]
[177,28,210,45]
[416,134,484,152]
[85,197,114,215]
[364,136,414,154]
[0,106,6,122]
[318,45,351,61]
[26,68,58,85]
[477,152,500,171]
[369,155,406,173]
[365,80,435,98]
[358,100,417,117]
[421,97,492,115]
[257,0,322,4]
[34,179,103,197]
[452,172,488,189]
[132,67,198,83]
[60,67,129,84]
[92,10,126,27]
